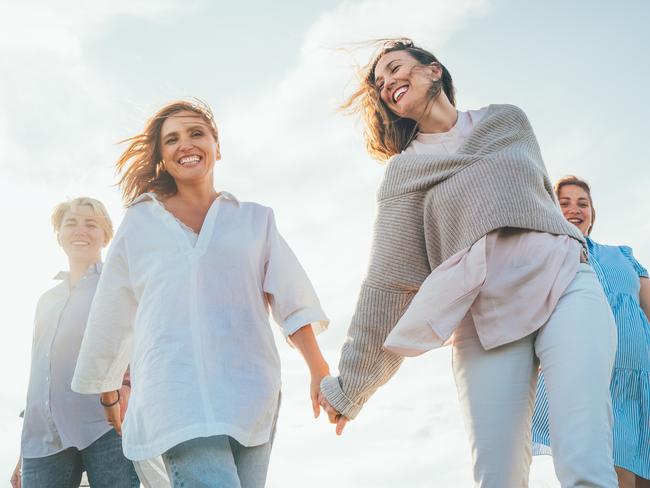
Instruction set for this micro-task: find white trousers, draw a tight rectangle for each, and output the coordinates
[452,264,618,488]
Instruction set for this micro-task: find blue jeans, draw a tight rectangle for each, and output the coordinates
[22,429,140,488]
[162,435,273,488]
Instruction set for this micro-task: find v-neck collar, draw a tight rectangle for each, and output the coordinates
[132,192,239,254]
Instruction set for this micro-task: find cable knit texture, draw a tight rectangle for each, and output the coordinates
[320,104,585,420]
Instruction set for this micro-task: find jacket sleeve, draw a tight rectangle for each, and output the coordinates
[320,194,429,419]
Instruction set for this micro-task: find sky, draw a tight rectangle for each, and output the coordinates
[1,0,649,486]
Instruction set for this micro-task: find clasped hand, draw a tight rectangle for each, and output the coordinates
[312,384,349,435]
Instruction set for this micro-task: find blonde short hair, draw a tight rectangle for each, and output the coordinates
[51,197,114,245]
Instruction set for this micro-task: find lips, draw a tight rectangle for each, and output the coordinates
[70,240,90,246]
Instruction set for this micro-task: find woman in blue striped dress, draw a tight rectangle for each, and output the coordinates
[532,175,650,487]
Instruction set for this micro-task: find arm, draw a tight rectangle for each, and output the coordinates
[262,209,330,415]
[639,277,650,322]
[72,226,137,431]
[289,325,330,418]
[320,194,428,423]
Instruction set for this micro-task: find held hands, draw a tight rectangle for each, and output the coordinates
[310,364,330,419]
[318,392,349,435]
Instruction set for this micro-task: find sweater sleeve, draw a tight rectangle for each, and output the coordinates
[321,194,430,419]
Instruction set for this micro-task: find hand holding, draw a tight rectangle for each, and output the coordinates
[318,393,349,435]
[310,363,330,419]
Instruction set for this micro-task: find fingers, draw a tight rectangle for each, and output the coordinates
[336,416,348,436]
[318,397,342,424]
[105,405,123,436]
[311,391,320,419]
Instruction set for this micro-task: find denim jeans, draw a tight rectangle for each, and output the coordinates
[163,435,274,488]
[22,429,140,488]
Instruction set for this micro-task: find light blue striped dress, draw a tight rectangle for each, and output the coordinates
[532,237,650,478]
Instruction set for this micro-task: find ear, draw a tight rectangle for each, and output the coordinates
[430,62,443,81]
[215,140,221,161]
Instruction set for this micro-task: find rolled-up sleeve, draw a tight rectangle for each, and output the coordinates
[262,209,329,337]
[72,226,137,394]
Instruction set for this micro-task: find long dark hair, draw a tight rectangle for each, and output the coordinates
[341,38,455,161]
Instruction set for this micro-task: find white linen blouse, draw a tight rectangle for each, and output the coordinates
[72,192,328,460]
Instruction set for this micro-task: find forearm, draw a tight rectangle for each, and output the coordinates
[321,285,410,419]
[289,325,329,376]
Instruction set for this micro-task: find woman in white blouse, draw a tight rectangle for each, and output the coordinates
[72,100,330,488]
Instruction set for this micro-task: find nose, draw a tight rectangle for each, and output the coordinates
[386,76,397,92]
[178,138,195,151]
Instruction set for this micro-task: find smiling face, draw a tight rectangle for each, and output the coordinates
[57,205,106,263]
[159,110,220,186]
[373,50,440,119]
[558,184,593,236]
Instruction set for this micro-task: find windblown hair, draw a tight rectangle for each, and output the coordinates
[341,38,456,161]
[51,197,114,245]
[116,99,219,205]
[554,175,596,235]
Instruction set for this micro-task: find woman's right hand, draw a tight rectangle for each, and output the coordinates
[10,457,21,488]
[100,390,123,436]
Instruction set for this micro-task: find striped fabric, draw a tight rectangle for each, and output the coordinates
[532,237,650,478]
[321,104,585,420]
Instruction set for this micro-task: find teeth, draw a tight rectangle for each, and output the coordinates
[393,86,408,103]
[179,155,200,165]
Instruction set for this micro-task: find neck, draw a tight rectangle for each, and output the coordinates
[68,258,99,288]
[416,92,458,134]
[174,177,219,209]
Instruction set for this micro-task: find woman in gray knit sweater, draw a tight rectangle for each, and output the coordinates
[319,38,618,487]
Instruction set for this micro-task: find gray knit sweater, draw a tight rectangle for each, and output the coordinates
[320,104,585,420]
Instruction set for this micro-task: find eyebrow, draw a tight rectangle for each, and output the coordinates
[559,196,589,202]
[162,124,208,140]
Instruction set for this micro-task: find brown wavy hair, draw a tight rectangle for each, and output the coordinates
[554,175,596,235]
[116,99,219,205]
[341,38,456,161]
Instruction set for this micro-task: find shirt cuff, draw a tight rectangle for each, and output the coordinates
[282,308,329,337]
[71,376,123,395]
[320,375,363,420]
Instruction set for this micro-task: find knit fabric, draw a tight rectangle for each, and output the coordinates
[320,104,585,420]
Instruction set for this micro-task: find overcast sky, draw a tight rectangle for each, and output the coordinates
[2,0,648,486]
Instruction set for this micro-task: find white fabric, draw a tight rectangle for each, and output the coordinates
[452,263,618,488]
[21,263,112,458]
[72,192,328,460]
[134,457,171,488]
[403,107,488,155]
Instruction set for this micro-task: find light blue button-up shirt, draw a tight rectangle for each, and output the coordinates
[21,262,112,458]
